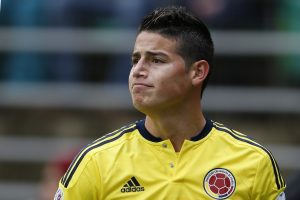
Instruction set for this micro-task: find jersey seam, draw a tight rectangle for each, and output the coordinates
[251,154,263,198]
[92,155,103,200]
[67,155,93,189]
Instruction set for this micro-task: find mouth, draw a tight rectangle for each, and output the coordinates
[132,83,153,89]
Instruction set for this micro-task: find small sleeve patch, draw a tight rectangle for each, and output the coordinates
[54,188,64,200]
[276,192,286,200]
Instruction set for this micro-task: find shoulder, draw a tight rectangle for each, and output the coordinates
[76,121,138,163]
[211,120,285,190]
[89,122,138,153]
[211,120,270,155]
[60,121,138,188]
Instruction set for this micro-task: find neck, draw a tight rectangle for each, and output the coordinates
[144,103,206,152]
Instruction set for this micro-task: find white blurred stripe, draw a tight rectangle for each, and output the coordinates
[0,83,132,110]
[0,83,300,113]
[268,144,300,170]
[0,136,88,162]
[0,28,300,55]
[0,182,37,200]
[0,28,136,53]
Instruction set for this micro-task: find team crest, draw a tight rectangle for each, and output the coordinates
[204,168,236,199]
[54,188,64,200]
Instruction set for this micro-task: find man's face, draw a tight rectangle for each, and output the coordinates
[129,31,193,113]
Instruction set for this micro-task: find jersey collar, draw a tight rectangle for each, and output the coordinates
[136,119,213,142]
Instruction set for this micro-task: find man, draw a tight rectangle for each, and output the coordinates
[55,6,286,199]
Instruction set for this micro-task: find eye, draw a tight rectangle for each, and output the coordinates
[131,57,140,66]
[152,58,163,63]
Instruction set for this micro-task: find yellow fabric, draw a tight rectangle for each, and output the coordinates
[56,120,285,200]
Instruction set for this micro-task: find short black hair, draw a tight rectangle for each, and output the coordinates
[138,6,214,96]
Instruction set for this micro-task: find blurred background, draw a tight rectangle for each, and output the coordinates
[0,0,299,199]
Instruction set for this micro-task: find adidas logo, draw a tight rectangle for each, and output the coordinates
[121,176,145,193]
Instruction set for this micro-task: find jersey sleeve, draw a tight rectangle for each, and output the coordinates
[54,151,102,200]
[251,152,286,199]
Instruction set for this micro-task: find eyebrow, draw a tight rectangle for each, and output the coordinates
[132,50,169,58]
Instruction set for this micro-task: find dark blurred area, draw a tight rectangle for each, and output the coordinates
[0,0,299,199]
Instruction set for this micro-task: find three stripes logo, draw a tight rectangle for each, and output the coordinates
[121,176,145,193]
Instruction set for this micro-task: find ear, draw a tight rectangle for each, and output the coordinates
[190,60,210,86]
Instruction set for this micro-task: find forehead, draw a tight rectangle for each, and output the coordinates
[133,31,178,55]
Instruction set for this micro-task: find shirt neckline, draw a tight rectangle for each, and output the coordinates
[136,119,213,142]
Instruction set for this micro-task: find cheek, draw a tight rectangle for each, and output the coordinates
[164,67,188,85]
[128,70,134,85]
[157,76,188,97]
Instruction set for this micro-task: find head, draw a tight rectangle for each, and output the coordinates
[137,6,214,96]
[129,6,214,114]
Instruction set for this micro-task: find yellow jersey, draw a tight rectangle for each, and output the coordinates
[55,119,286,200]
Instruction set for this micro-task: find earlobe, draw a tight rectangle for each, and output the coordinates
[191,60,209,86]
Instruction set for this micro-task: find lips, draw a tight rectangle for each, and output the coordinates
[132,83,153,88]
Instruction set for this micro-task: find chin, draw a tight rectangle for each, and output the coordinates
[132,100,145,110]
[132,100,151,113]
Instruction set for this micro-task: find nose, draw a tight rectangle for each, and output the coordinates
[131,59,147,78]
